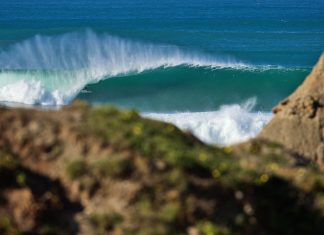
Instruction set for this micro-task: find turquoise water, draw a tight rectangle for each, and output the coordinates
[78,66,308,112]
[0,0,323,144]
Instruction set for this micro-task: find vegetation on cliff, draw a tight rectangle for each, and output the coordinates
[1,99,324,235]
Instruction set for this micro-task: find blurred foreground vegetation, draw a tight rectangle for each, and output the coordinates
[1,102,324,235]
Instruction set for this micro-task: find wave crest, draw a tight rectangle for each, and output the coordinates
[0,29,249,105]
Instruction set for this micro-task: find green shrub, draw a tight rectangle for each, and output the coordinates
[198,221,231,235]
[94,154,132,178]
[0,216,20,235]
[66,160,87,179]
[158,202,180,223]
[89,212,123,234]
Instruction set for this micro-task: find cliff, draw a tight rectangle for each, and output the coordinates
[259,54,324,164]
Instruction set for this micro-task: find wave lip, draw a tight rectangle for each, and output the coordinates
[144,98,273,145]
[0,29,259,106]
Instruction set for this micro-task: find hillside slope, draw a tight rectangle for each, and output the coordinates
[1,100,324,235]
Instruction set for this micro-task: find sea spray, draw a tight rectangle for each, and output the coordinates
[0,29,286,106]
[0,30,251,105]
[0,29,249,70]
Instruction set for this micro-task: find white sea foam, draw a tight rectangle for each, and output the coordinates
[0,29,252,105]
[144,98,272,145]
[0,80,64,105]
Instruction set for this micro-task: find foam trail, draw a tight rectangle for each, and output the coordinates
[0,30,249,105]
[144,98,273,145]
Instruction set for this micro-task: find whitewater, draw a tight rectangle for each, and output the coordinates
[0,30,276,145]
[144,98,272,145]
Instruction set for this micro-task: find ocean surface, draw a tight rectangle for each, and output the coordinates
[0,0,323,145]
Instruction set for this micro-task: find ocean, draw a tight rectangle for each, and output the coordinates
[0,0,323,144]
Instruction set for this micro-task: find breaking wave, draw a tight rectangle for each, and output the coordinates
[0,29,288,106]
[0,29,254,105]
[144,98,272,145]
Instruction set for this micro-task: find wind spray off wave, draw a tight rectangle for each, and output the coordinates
[0,29,250,105]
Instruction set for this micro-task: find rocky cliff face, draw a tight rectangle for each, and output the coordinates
[259,54,324,164]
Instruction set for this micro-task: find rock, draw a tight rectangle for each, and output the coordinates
[3,189,37,232]
[259,53,324,161]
